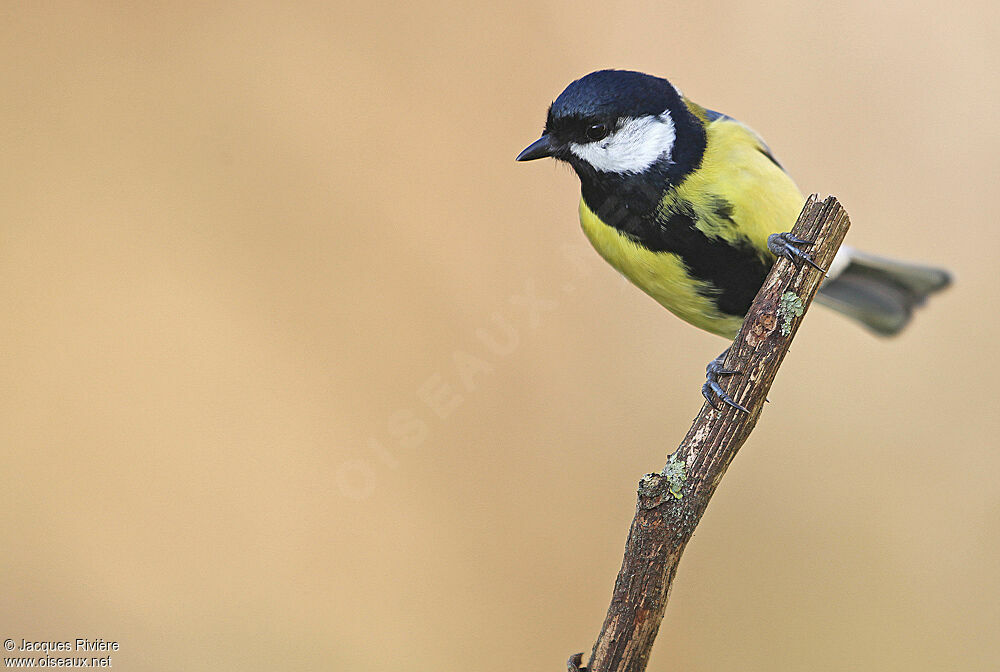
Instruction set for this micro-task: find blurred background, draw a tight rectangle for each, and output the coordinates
[1,1,997,670]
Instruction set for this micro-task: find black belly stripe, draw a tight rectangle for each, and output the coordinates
[589,194,772,317]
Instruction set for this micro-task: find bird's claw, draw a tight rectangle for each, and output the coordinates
[767,232,826,273]
[702,357,749,414]
[782,233,814,246]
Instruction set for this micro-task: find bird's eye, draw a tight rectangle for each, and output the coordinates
[586,123,609,141]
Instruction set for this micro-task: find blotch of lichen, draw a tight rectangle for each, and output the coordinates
[662,453,687,500]
[778,291,804,336]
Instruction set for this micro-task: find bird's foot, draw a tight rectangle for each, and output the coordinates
[767,232,826,273]
[702,349,749,414]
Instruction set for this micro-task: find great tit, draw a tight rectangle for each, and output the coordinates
[517,69,951,411]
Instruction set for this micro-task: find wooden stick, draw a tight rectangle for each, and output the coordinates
[576,195,851,672]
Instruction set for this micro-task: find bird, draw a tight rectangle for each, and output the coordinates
[516,69,951,412]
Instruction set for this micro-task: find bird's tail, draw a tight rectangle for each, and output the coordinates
[815,248,952,336]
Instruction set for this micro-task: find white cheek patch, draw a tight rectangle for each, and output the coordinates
[568,112,676,174]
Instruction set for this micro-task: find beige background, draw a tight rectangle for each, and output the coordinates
[1,2,997,670]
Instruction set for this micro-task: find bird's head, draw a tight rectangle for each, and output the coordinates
[517,70,705,188]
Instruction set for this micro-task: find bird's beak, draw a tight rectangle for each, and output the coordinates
[516,134,555,162]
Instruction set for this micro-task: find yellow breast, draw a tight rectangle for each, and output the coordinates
[579,199,744,337]
[577,116,804,339]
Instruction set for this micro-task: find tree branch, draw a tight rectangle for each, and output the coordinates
[575,195,852,672]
